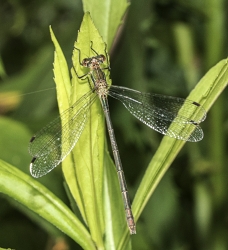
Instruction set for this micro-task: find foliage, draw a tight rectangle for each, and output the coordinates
[0,0,228,249]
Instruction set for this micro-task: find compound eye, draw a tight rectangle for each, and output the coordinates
[100,54,106,62]
[82,58,89,66]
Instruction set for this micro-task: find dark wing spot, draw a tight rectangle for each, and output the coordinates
[31,157,37,164]
[30,136,36,142]
[190,120,199,126]
[192,101,200,107]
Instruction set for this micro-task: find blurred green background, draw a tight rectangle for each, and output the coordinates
[1,0,228,249]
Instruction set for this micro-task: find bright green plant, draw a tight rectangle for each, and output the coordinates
[1,4,228,250]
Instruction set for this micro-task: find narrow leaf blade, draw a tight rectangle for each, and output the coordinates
[0,160,96,250]
[132,59,228,224]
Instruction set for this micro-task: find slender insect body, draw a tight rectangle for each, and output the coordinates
[77,48,137,234]
[29,42,206,236]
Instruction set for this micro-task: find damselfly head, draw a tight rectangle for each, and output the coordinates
[92,54,106,64]
[81,55,106,68]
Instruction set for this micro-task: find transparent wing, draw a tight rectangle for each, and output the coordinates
[108,85,206,142]
[29,90,97,178]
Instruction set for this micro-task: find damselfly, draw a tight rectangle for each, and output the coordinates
[29,42,206,235]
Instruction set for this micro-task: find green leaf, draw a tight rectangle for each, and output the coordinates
[50,26,71,110]
[51,13,132,248]
[0,160,96,250]
[51,13,106,248]
[132,59,228,227]
[82,1,130,47]
[72,13,106,247]
[104,151,132,250]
